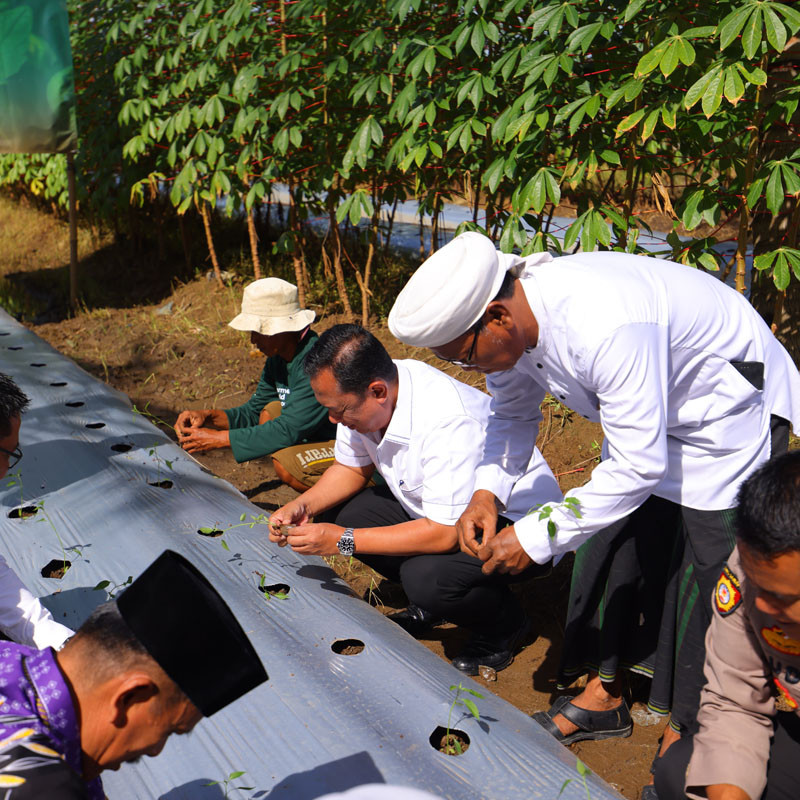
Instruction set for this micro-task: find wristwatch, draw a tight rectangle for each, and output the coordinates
[337,528,355,557]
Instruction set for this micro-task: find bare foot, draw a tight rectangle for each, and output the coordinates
[551,675,624,737]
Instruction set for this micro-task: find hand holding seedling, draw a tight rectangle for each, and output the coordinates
[479,524,533,575]
[175,408,213,434]
[456,490,500,557]
[178,426,229,454]
[283,522,344,556]
[269,502,311,546]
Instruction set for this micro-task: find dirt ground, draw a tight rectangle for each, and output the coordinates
[1,195,790,799]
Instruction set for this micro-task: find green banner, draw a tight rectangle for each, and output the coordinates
[0,0,77,153]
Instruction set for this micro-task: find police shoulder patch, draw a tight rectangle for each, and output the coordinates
[715,565,742,616]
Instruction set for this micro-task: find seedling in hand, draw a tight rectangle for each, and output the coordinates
[528,496,583,540]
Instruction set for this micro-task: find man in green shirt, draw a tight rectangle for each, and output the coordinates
[176,278,336,491]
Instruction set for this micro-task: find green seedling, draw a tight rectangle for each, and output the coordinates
[93,575,133,600]
[557,757,592,800]
[528,496,583,540]
[4,470,23,507]
[256,572,289,601]
[147,442,175,484]
[199,512,270,552]
[443,682,483,755]
[33,498,73,576]
[204,770,254,798]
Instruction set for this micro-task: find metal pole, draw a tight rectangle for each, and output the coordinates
[67,151,78,309]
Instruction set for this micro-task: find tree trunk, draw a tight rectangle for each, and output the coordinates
[199,203,224,288]
[246,207,262,279]
[326,194,354,320]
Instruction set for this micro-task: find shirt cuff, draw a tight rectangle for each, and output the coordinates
[334,452,374,468]
[512,513,555,564]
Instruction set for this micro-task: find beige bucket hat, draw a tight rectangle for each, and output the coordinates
[228,278,315,335]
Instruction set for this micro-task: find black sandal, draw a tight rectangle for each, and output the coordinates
[532,695,633,745]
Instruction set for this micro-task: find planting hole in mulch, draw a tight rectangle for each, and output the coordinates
[41,560,71,579]
[331,638,365,656]
[197,528,223,537]
[148,480,173,489]
[30,363,45,367]
[8,346,22,351]
[259,582,290,597]
[50,381,67,387]
[111,443,132,452]
[0,332,8,336]
[66,401,84,408]
[85,422,105,429]
[429,726,470,756]
[8,506,38,519]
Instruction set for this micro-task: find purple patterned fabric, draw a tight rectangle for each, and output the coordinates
[0,642,103,799]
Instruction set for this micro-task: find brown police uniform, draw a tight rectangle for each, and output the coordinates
[655,545,800,800]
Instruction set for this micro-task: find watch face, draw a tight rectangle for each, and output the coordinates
[337,532,355,557]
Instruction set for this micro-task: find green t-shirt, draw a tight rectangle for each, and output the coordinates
[224,330,336,462]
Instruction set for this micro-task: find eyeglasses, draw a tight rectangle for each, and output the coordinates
[0,445,22,469]
[438,321,482,368]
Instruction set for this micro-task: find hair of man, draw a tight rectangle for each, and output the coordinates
[64,601,187,709]
[0,373,30,437]
[736,450,800,558]
[304,324,398,396]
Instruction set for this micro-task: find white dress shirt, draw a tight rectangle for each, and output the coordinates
[475,252,800,564]
[0,555,73,649]
[335,360,561,526]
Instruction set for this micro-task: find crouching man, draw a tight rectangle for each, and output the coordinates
[654,451,800,800]
[0,549,267,798]
[269,324,561,675]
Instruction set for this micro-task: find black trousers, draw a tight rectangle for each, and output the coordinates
[654,712,800,800]
[333,486,549,640]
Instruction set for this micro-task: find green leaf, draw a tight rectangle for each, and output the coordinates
[774,252,790,290]
[766,167,785,214]
[600,149,621,165]
[719,6,751,51]
[661,105,677,129]
[723,66,746,105]
[623,0,647,23]
[636,43,666,77]
[741,8,763,59]
[701,70,724,117]
[93,580,110,591]
[576,757,591,777]
[239,513,247,522]
[764,6,788,52]
[229,771,246,779]
[547,519,557,539]
[462,698,480,719]
[615,108,645,137]
[470,22,486,56]
[659,42,680,77]
[641,109,660,142]
[677,38,696,66]
[746,176,766,209]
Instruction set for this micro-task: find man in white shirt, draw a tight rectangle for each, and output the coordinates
[388,232,800,765]
[268,324,562,674]
[0,373,73,650]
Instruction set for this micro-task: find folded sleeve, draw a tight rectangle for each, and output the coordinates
[514,322,670,563]
[334,427,374,468]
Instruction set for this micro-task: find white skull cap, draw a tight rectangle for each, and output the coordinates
[388,232,507,348]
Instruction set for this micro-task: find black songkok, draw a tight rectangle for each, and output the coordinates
[117,550,267,716]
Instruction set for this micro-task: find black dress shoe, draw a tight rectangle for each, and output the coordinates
[386,604,444,637]
[451,618,532,676]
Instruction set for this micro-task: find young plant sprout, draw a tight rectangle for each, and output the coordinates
[199,512,270,551]
[558,757,593,800]
[443,682,484,756]
[92,575,133,600]
[528,496,583,540]
[204,770,254,798]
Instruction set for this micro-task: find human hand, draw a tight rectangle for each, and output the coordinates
[178,427,228,454]
[284,523,344,556]
[705,785,751,800]
[456,490,499,557]
[268,503,310,546]
[478,524,533,575]
[175,409,211,437]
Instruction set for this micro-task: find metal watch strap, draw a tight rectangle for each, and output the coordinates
[337,527,355,557]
